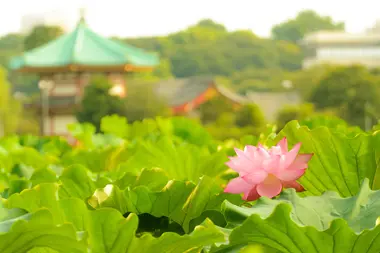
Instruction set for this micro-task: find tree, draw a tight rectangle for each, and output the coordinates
[309,65,380,128]
[24,25,64,51]
[0,34,24,68]
[276,103,315,131]
[231,68,287,93]
[134,58,173,81]
[285,64,335,99]
[235,104,266,131]
[0,67,22,135]
[76,75,126,130]
[124,19,288,78]
[203,103,266,140]
[271,10,345,42]
[275,40,303,71]
[123,80,171,123]
[198,95,235,124]
[196,19,227,31]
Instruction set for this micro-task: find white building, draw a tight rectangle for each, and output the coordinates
[301,22,380,69]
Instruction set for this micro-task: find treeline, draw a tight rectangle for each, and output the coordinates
[0,10,344,93]
[3,9,377,136]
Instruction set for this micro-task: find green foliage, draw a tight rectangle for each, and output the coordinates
[1,116,380,252]
[90,171,243,233]
[125,18,303,80]
[276,103,315,130]
[271,10,345,42]
[272,121,380,197]
[123,80,171,123]
[0,34,24,68]
[235,104,266,130]
[87,211,225,253]
[285,64,335,99]
[0,11,379,250]
[309,65,380,128]
[0,67,23,136]
[100,115,129,138]
[24,25,64,51]
[230,68,288,93]
[275,40,303,71]
[0,209,87,253]
[122,136,227,182]
[300,114,363,136]
[217,179,380,253]
[198,96,235,124]
[76,75,126,130]
[199,96,266,140]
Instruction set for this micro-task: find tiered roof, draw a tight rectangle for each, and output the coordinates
[10,19,159,73]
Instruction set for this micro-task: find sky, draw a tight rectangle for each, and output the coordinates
[1,0,379,38]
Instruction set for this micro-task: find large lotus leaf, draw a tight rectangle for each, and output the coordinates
[157,117,214,146]
[27,248,60,253]
[0,146,13,171]
[4,183,89,231]
[89,175,243,233]
[272,121,380,197]
[58,165,97,199]
[299,115,363,136]
[100,114,129,138]
[0,201,27,226]
[0,137,57,170]
[88,208,225,253]
[124,136,228,182]
[11,147,57,170]
[115,167,169,191]
[4,178,30,196]
[128,118,159,139]
[61,144,128,172]
[30,167,57,187]
[67,122,96,148]
[59,165,160,201]
[0,209,86,253]
[214,179,380,253]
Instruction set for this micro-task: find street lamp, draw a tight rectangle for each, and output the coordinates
[109,84,125,97]
[38,80,54,136]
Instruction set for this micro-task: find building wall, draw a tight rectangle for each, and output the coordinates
[42,114,77,136]
[301,30,380,69]
[246,91,301,121]
[52,115,77,135]
[40,72,126,137]
[303,45,380,68]
[303,57,380,69]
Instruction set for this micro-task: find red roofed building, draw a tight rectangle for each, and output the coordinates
[154,76,247,115]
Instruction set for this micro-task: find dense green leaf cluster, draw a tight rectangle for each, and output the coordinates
[1,115,380,252]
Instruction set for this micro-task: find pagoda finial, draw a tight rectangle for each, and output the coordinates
[79,7,86,24]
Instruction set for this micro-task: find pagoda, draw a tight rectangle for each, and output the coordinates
[10,13,159,137]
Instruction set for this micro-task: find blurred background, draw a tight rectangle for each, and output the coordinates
[1,0,380,141]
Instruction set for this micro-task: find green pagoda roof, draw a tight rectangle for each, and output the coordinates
[9,20,159,73]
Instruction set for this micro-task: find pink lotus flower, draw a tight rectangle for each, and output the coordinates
[224,137,313,201]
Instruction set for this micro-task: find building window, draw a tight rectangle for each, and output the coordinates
[317,47,380,59]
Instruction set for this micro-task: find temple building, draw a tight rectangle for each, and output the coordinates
[10,15,159,137]
[154,76,300,121]
[10,14,301,138]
